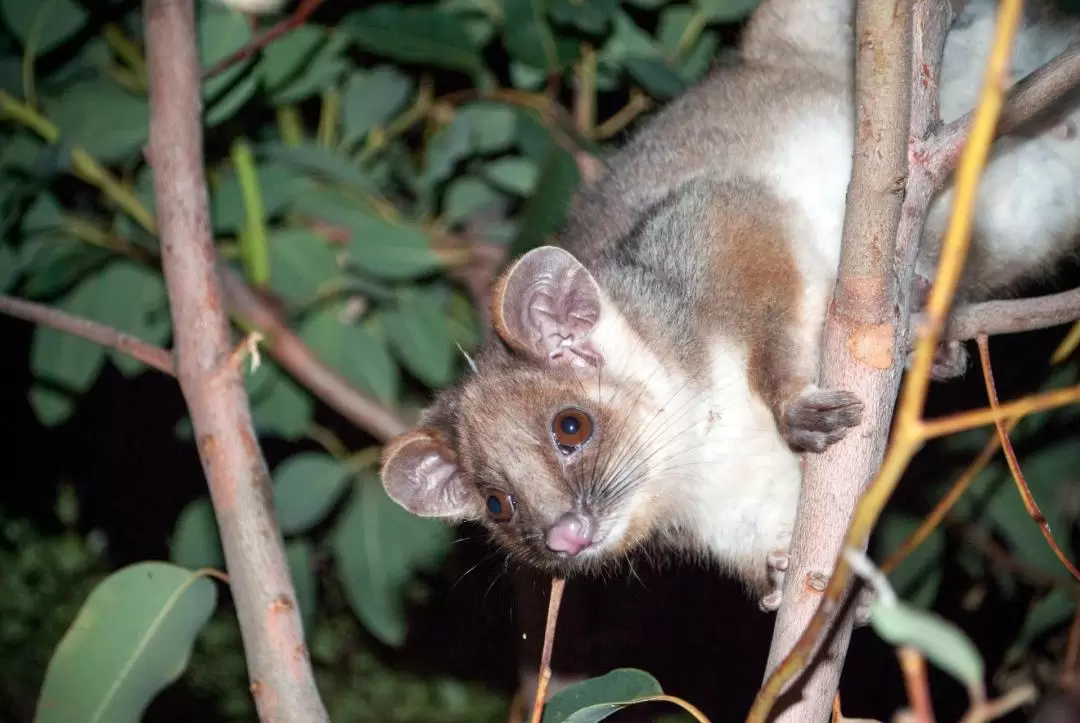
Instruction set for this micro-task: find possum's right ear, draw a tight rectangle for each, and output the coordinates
[491,246,605,368]
[380,429,481,520]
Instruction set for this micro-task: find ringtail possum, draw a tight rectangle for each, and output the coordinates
[380,0,1080,611]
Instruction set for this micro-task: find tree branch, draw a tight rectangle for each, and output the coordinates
[143,1,328,721]
[920,285,1080,341]
[928,40,1080,183]
[218,264,409,441]
[759,3,915,722]
[0,294,175,376]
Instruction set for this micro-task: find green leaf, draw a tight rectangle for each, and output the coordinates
[695,0,760,22]
[549,0,618,34]
[299,301,400,405]
[170,498,224,571]
[345,5,483,72]
[261,142,370,191]
[543,669,664,723]
[874,511,944,608]
[332,474,453,647]
[503,0,579,72]
[31,298,107,395]
[291,191,442,280]
[0,0,88,54]
[342,66,415,145]
[1013,589,1076,653]
[483,156,540,195]
[28,384,75,427]
[210,162,307,233]
[90,262,171,377]
[443,176,507,225]
[45,81,149,164]
[624,57,688,100]
[200,3,258,126]
[272,452,353,535]
[513,128,580,254]
[384,289,456,388]
[263,28,351,105]
[34,562,217,723]
[246,359,314,440]
[0,241,17,291]
[867,600,984,692]
[266,228,342,307]
[286,539,317,632]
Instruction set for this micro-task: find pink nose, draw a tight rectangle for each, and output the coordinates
[545,514,594,556]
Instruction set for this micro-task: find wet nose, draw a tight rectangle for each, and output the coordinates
[545,513,594,556]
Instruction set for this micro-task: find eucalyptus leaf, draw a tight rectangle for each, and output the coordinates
[272,452,353,535]
[443,176,506,225]
[286,539,317,631]
[266,228,342,307]
[543,669,664,723]
[170,498,224,571]
[331,473,453,647]
[345,4,483,72]
[247,359,315,440]
[384,289,456,388]
[34,562,217,723]
[549,0,618,34]
[867,600,985,692]
[0,240,18,291]
[261,142,370,191]
[874,511,944,608]
[483,156,539,195]
[342,66,415,145]
[299,301,400,405]
[45,81,149,164]
[0,0,88,53]
[503,0,579,72]
[695,0,760,22]
[200,3,257,125]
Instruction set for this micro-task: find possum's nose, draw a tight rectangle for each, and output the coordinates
[545,513,594,556]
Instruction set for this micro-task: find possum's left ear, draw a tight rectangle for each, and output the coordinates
[491,246,605,368]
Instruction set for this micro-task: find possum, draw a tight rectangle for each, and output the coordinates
[379,0,1080,611]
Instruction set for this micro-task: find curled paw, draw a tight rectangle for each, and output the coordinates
[758,549,790,613]
[904,339,970,381]
[781,388,864,453]
[854,586,876,628]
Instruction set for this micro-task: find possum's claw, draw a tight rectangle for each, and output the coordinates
[759,549,790,612]
[781,388,864,453]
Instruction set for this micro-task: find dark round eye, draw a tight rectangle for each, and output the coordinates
[552,408,593,449]
[482,488,515,523]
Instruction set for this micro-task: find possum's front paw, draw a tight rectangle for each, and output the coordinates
[904,339,970,381]
[854,586,876,627]
[759,549,790,612]
[781,387,864,453]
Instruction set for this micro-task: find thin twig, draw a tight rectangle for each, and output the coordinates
[959,683,1038,723]
[899,646,936,723]
[202,0,325,79]
[144,0,328,720]
[529,578,566,723]
[594,90,651,140]
[1060,603,1080,691]
[920,383,1080,440]
[916,285,1080,342]
[976,335,1080,581]
[0,294,175,376]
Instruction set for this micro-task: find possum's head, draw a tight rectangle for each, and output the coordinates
[380,246,691,576]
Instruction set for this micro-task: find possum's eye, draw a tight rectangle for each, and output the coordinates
[482,488,515,522]
[552,408,593,452]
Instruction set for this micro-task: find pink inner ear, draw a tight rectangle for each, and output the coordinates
[501,247,604,368]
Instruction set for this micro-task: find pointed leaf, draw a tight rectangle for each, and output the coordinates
[384,290,456,388]
[299,301,400,405]
[272,452,353,535]
[543,669,664,723]
[345,5,483,72]
[332,474,453,646]
[170,498,224,571]
[34,562,217,723]
[1,0,88,53]
[867,600,984,692]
